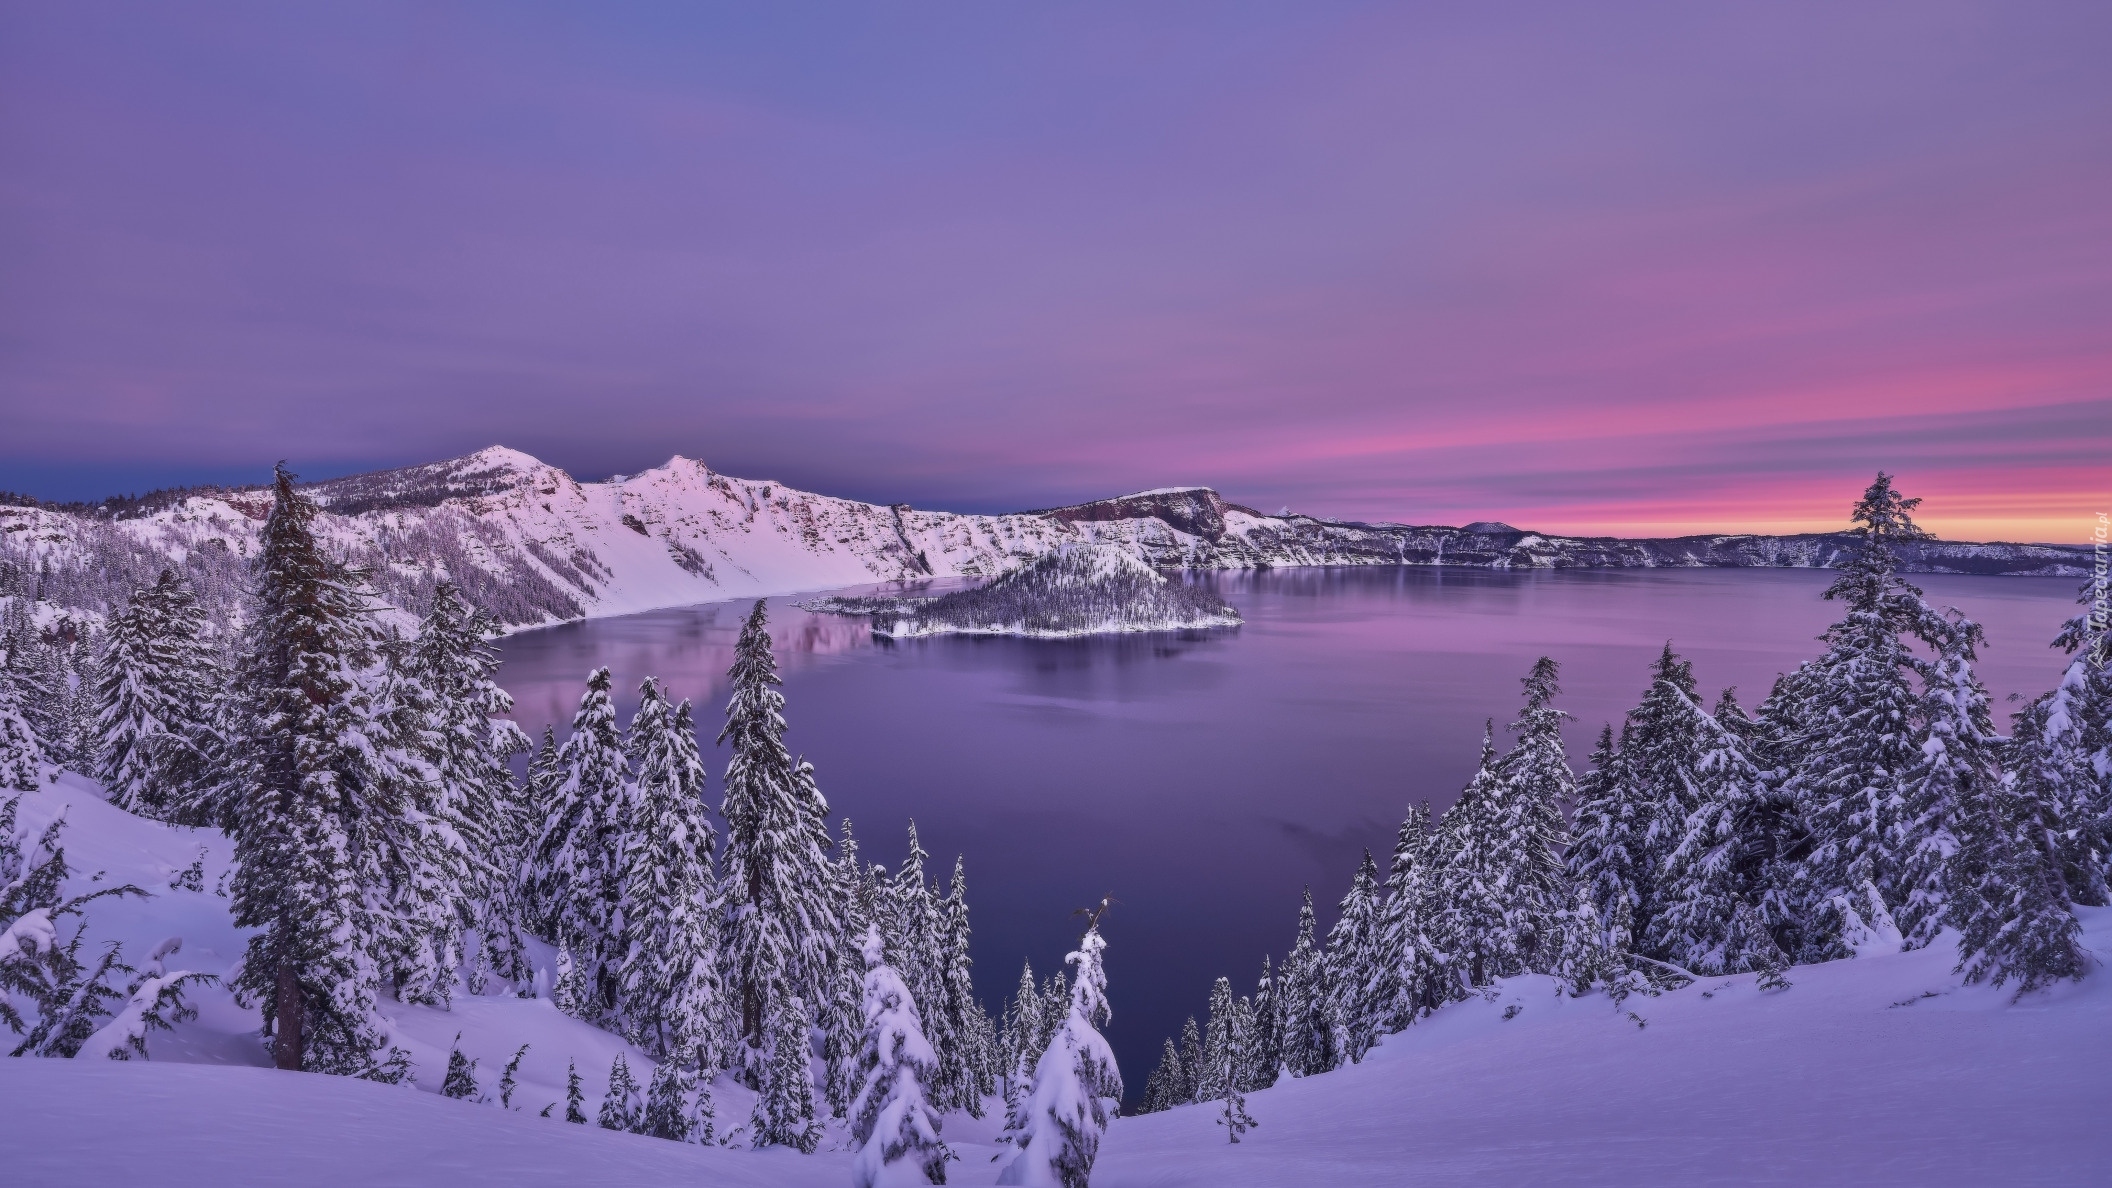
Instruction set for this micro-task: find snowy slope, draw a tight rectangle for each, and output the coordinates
[3,447,2091,635]
[5,773,2109,1187]
[1098,918,2112,1188]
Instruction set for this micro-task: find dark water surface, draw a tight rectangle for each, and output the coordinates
[495,567,2081,1093]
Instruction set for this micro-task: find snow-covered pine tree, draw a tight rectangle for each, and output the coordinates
[224,464,402,1076]
[1247,953,1281,1090]
[599,1053,644,1133]
[1001,960,1043,1110]
[1565,723,1633,946]
[442,1035,482,1100]
[690,1070,719,1145]
[1177,1014,1204,1104]
[1425,725,1521,989]
[564,1059,587,1123]
[0,661,42,792]
[1195,976,1235,1104]
[937,855,988,1115]
[528,667,631,1023]
[1947,744,2088,993]
[12,631,70,772]
[717,601,838,1070]
[1204,978,1257,1143]
[849,925,951,1186]
[1613,645,1709,945]
[617,680,725,1064]
[1326,850,1386,1063]
[1275,887,1333,1076]
[1139,1038,1184,1114]
[749,994,821,1152]
[1644,685,1774,974]
[825,817,870,1117]
[997,906,1122,1188]
[2050,573,2111,862]
[1788,474,1946,957]
[1549,888,1611,996]
[1890,613,1998,947]
[1374,801,1442,1028]
[644,1058,694,1141]
[94,569,219,820]
[402,583,534,989]
[884,823,956,1082]
[1491,656,1575,971]
[2004,665,2109,907]
[498,1043,530,1110]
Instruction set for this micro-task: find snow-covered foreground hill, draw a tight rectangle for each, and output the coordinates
[2,446,2090,635]
[4,773,2109,1187]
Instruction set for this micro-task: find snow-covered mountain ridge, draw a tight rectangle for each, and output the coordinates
[0,446,2090,631]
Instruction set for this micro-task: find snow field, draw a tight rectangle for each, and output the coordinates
[5,772,2108,1186]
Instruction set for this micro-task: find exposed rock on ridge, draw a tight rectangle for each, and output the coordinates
[0,446,2089,633]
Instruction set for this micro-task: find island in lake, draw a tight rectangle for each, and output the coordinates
[804,545,1243,638]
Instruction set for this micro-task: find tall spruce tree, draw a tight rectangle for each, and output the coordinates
[1248,953,1283,1089]
[1789,474,1945,956]
[1375,801,1443,1027]
[1002,960,1043,1109]
[224,465,401,1075]
[527,668,631,1023]
[718,601,838,1070]
[825,818,872,1117]
[618,680,726,1063]
[997,907,1121,1188]
[1326,850,1385,1063]
[1491,656,1575,970]
[937,855,987,1115]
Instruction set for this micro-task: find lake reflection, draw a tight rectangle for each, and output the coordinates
[495,566,2082,1096]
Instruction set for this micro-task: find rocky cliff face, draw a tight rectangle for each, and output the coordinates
[0,446,2088,632]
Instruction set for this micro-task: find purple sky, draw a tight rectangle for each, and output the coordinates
[3,3,2108,539]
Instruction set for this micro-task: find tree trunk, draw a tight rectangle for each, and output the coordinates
[274,963,305,1071]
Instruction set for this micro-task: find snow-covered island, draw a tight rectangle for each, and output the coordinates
[803,546,1242,638]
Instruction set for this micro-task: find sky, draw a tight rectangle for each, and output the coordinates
[2,2,2107,541]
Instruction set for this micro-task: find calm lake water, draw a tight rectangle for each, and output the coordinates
[495,566,2082,1093]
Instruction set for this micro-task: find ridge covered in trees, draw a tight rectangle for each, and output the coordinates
[1138,473,2109,1116]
